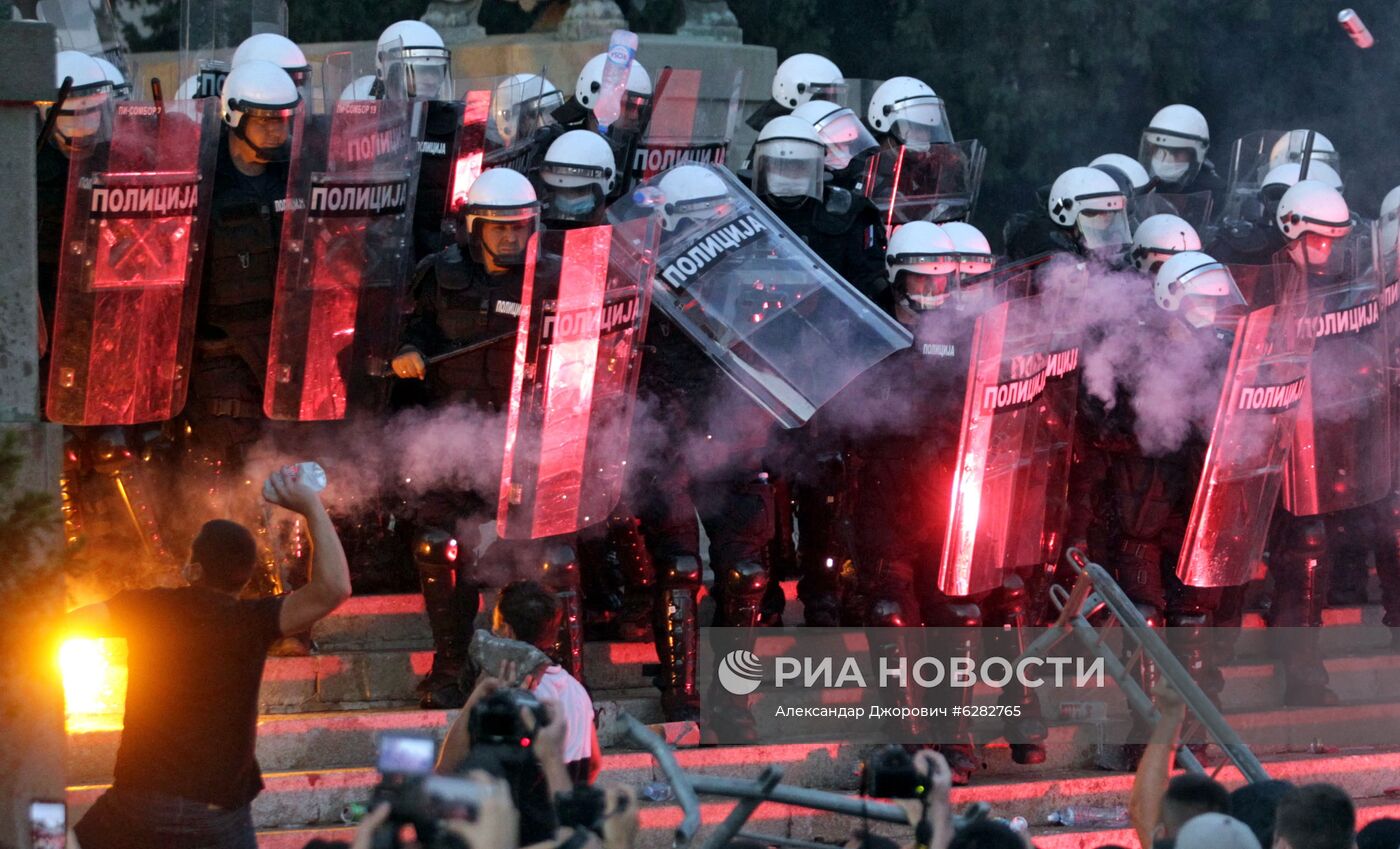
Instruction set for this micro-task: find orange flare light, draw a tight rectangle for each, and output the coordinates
[60,637,127,732]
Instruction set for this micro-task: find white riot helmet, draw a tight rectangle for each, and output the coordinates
[1267,129,1340,174]
[174,74,201,101]
[1130,214,1202,275]
[1276,179,1352,271]
[1261,161,1343,200]
[575,52,652,126]
[656,164,733,231]
[539,130,616,223]
[771,53,845,109]
[940,221,995,278]
[1138,104,1209,188]
[220,60,300,161]
[1047,166,1131,253]
[339,75,378,103]
[462,168,540,267]
[753,115,826,202]
[493,73,563,146]
[376,20,451,101]
[46,50,111,148]
[1379,185,1400,274]
[91,56,131,101]
[886,221,960,316]
[791,99,878,171]
[1091,153,1152,196]
[1154,251,1246,329]
[232,33,310,89]
[866,76,953,151]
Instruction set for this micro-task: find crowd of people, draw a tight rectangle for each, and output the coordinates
[33,4,1400,847]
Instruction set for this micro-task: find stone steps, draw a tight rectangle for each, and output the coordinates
[67,736,1400,830]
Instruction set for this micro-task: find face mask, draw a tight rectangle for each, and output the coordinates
[1151,149,1191,184]
[764,173,811,198]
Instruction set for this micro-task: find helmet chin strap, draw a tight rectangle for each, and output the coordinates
[232,120,289,163]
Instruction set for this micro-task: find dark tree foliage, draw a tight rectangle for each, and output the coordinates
[734,0,1400,245]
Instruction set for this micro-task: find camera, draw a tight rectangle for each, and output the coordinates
[862,745,928,799]
[458,688,558,846]
[367,733,496,849]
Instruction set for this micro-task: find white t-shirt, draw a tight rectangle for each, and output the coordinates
[532,666,595,764]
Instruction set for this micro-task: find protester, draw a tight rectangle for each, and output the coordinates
[67,470,351,849]
[1274,784,1358,849]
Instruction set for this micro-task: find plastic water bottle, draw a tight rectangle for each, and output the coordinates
[594,28,639,131]
[263,461,328,503]
[640,780,673,802]
[1046,805,1130,827]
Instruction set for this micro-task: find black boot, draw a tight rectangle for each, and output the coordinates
[415,529,477,709]
[654,556,702,722]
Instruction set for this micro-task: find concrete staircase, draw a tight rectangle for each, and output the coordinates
[65,590,1400,849]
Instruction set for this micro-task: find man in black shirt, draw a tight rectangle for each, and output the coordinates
[67,469,351,849]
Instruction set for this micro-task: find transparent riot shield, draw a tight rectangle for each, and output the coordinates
[46,99,221,425]
[864,140,986,229]
[980,260,1084,577]
[179,0,287,99]
[443,76,507,219]
[1228,262,1303,310]
[1380,220,1400,487]
[1178,292,1316,586]
[611,164,912,428]
[1221,130,1286,222]
[483,70,563,175]
[1134,190,1215,231]
[498,214,660,539]
[938,292,1054,597]
[1282,273,1392,516]
[40,0,130,86]
[263,75,423,420]
[630,67,744,183]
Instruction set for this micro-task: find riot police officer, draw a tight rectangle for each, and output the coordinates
[534,129,617,229]
[38,51,112,334]
[1006,166,1132,262]
[745,115,889,626]
[392,168,579,708]
[1265,180,1389,705]
[375,20,456,260]
[741,53,845,167]
[1137,104,1226,202]
[1130,214,1202,277]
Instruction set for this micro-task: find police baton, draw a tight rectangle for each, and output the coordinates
[374,329,518,377]
[36,76,74,154]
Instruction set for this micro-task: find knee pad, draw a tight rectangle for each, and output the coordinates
[1279,515,1327,555]
[867,599,912,628]
[720,559,767,600]
[1134,603,1164,629]
[659,554,703,592]
[540,544,579,591]
[607,514,655,588]
[414,528,460,570]
[89,427,134,474]
[929,601,982,629]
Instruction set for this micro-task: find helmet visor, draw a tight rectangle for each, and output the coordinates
[896,269,958,311]
[1076,208,1132,252]
[815,109,878,170]
[543,183,605,223]
[889,98,953,151]
[806,80,847,104]
[754,142,824,200]
[1177,263,1246,328]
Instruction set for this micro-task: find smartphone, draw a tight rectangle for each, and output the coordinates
[377,732,438,777]
[29,800,65,849]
